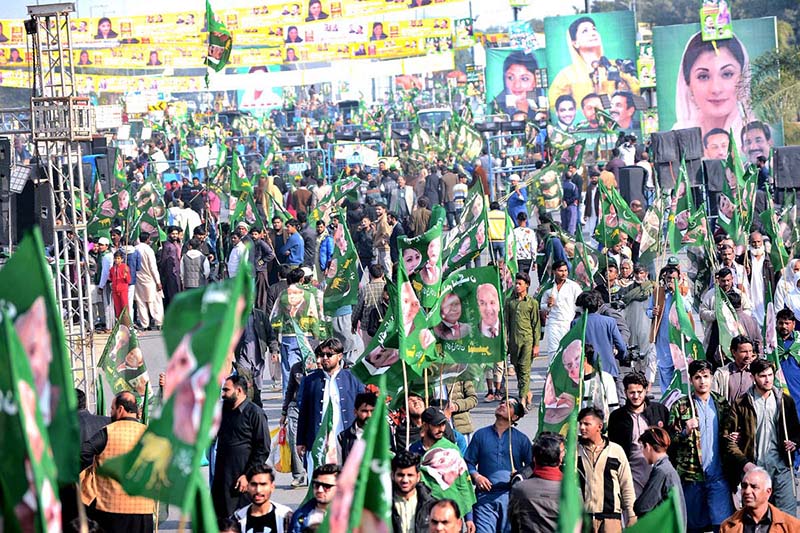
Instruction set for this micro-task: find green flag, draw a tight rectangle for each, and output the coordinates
[538,311,586,435]
[230,191,265,231]
[428,266,505,364]
[397,258,438,374]
[594,181,641,248]
[303,397,339,503]
[668,286,704,363]
[230,152,252,193]
[0,228,80,484]
[399,221,444,309]
[97,308,152,408]
[715,286,745,361]
[113,147,127,182]
[0,302,62,533]
[323,214,360,310]
[573,225,599,290]
[624,487,685,532]
[351,282,405,387]
[319,376,392,532]
[204,0,232,73]
[98,267,253,513]
[760,187,789,272]
[419,437,477,517]
[557,411,585,533]
[443,182,488,276]
[638,195,665,267]
[720,129,746,248]
[190,470,220,533]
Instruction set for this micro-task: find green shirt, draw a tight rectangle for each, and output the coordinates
[504,294,540,347]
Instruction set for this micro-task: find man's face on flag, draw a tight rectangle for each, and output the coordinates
[440,293,463,324]
[476,284,499,326]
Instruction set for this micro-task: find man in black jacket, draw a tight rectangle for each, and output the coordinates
[607,371,670,497]
[391,451,436,533]
[337,391,377,464]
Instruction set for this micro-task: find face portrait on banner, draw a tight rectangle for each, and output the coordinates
[654,17,782,156]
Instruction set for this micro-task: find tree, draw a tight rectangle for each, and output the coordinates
[749,46,800,144]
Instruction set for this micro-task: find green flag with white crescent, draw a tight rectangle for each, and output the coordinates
[97,308,152,409]
[538,311,586,436]
[624,487,685,533]
[98,267,252,513]
[0,228,80,485]
[0,301,62,533]
[715,286,745,361]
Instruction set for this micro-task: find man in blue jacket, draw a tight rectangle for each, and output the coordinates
[296,338,365,459]
[279,218,305,268]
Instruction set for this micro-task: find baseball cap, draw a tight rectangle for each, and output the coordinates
[97,237,110,245]
[509,174,520,182]
[667,256,680,267]
[421,406,447,426]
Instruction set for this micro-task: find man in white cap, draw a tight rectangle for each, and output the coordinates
[506,174,528,225]
[95,236,115,332]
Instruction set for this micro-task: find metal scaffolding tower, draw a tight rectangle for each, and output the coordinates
[27,3,97,397]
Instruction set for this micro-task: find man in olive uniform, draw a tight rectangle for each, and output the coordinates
[504,272,540,409]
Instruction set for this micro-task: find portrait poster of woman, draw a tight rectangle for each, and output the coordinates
[543,11,641,132]
[483,48,547,121]
[653,17,782,154]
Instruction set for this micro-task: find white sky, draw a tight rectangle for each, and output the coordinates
[2,0,583,27]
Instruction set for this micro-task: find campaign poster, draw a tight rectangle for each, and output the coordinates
[484,47,548,120]
[543,11,640,134]
[428,266,505,364]
[700,0,733,42]
[637,41,655,89]
[653,17,780,164]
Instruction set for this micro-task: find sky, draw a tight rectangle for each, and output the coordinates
[2,0,584,28]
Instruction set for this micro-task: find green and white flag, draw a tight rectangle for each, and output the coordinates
[501,212,518,296]
[230,152,252,193]
[351,283,404,387]
[0,228,80,485]
[303,397,338,503]
[397,258,438,374]
[715,286,745,361]
[0,302,62,533]
[419,437,477,518]
[98,267,253,513]
[594,181,641,248]
[720,129,746,249]
[323,213,360,311]
[204,0,232,74]
[538,311,586,436]
[624,487,685,533]
[668,285,704,363]
[637,195,665,267]
[443,182,488,276]
[319,375,392,532]
[557,411,585,533]
[573,225,599,290]
[428,266,505,365]
[97,308,152,408]
[399,221,444,309]
[760,187,790,272]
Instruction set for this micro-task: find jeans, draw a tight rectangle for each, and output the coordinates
[473,491,510,533]
[374,249,392,280]
[644,188,656,208]
[560,204,578,235]
[683,477,733,531]
[490,241,505,262]
[280,336,302,397]
[769,466,797,516]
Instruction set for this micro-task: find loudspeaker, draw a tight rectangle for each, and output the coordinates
[618,166,645,206]
[0,136,10,179]
[359,130,382,141]
[655,161,678,189]
[773,146,800,189]
[703,159,726,192]
[685,158,703,186]
[650,131,678,164]
[14,179,36,244]
[34,180,54,246]
[91,137,108,153]
[675,127,703,161]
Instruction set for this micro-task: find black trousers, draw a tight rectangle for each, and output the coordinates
[91,509,153,533]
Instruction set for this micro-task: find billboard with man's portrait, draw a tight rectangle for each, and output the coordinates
[543,11,640,134]
[653,17,780,163]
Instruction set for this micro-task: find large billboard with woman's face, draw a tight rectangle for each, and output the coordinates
[485,48,548,121]
[653,17,780,163]
[544,11,640,133]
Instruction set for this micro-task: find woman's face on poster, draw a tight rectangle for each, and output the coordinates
[687,47,742,121]
[573,21,601,51]
[504,64,535,98]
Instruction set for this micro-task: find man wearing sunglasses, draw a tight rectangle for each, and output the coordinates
[288,463,340,533]
[296,338,365,461]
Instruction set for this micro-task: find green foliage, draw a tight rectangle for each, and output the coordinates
[749,47,800,126]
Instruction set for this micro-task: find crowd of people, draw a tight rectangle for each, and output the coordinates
[49,89,800,533]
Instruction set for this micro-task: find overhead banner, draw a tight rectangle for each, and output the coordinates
[543,10,641,134]
[653,17,780,164]
[484,48,547,120]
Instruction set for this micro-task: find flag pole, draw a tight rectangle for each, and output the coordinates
[779,387,798,499]
[424,368,429,406]
[504,360,515,473]
[402,360,410,450]
[154,501,160,533]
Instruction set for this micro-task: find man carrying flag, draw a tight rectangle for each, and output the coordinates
[773,308,800,421]
[80,391,156,532]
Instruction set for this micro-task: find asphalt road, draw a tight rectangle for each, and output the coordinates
[91,328,555,530]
